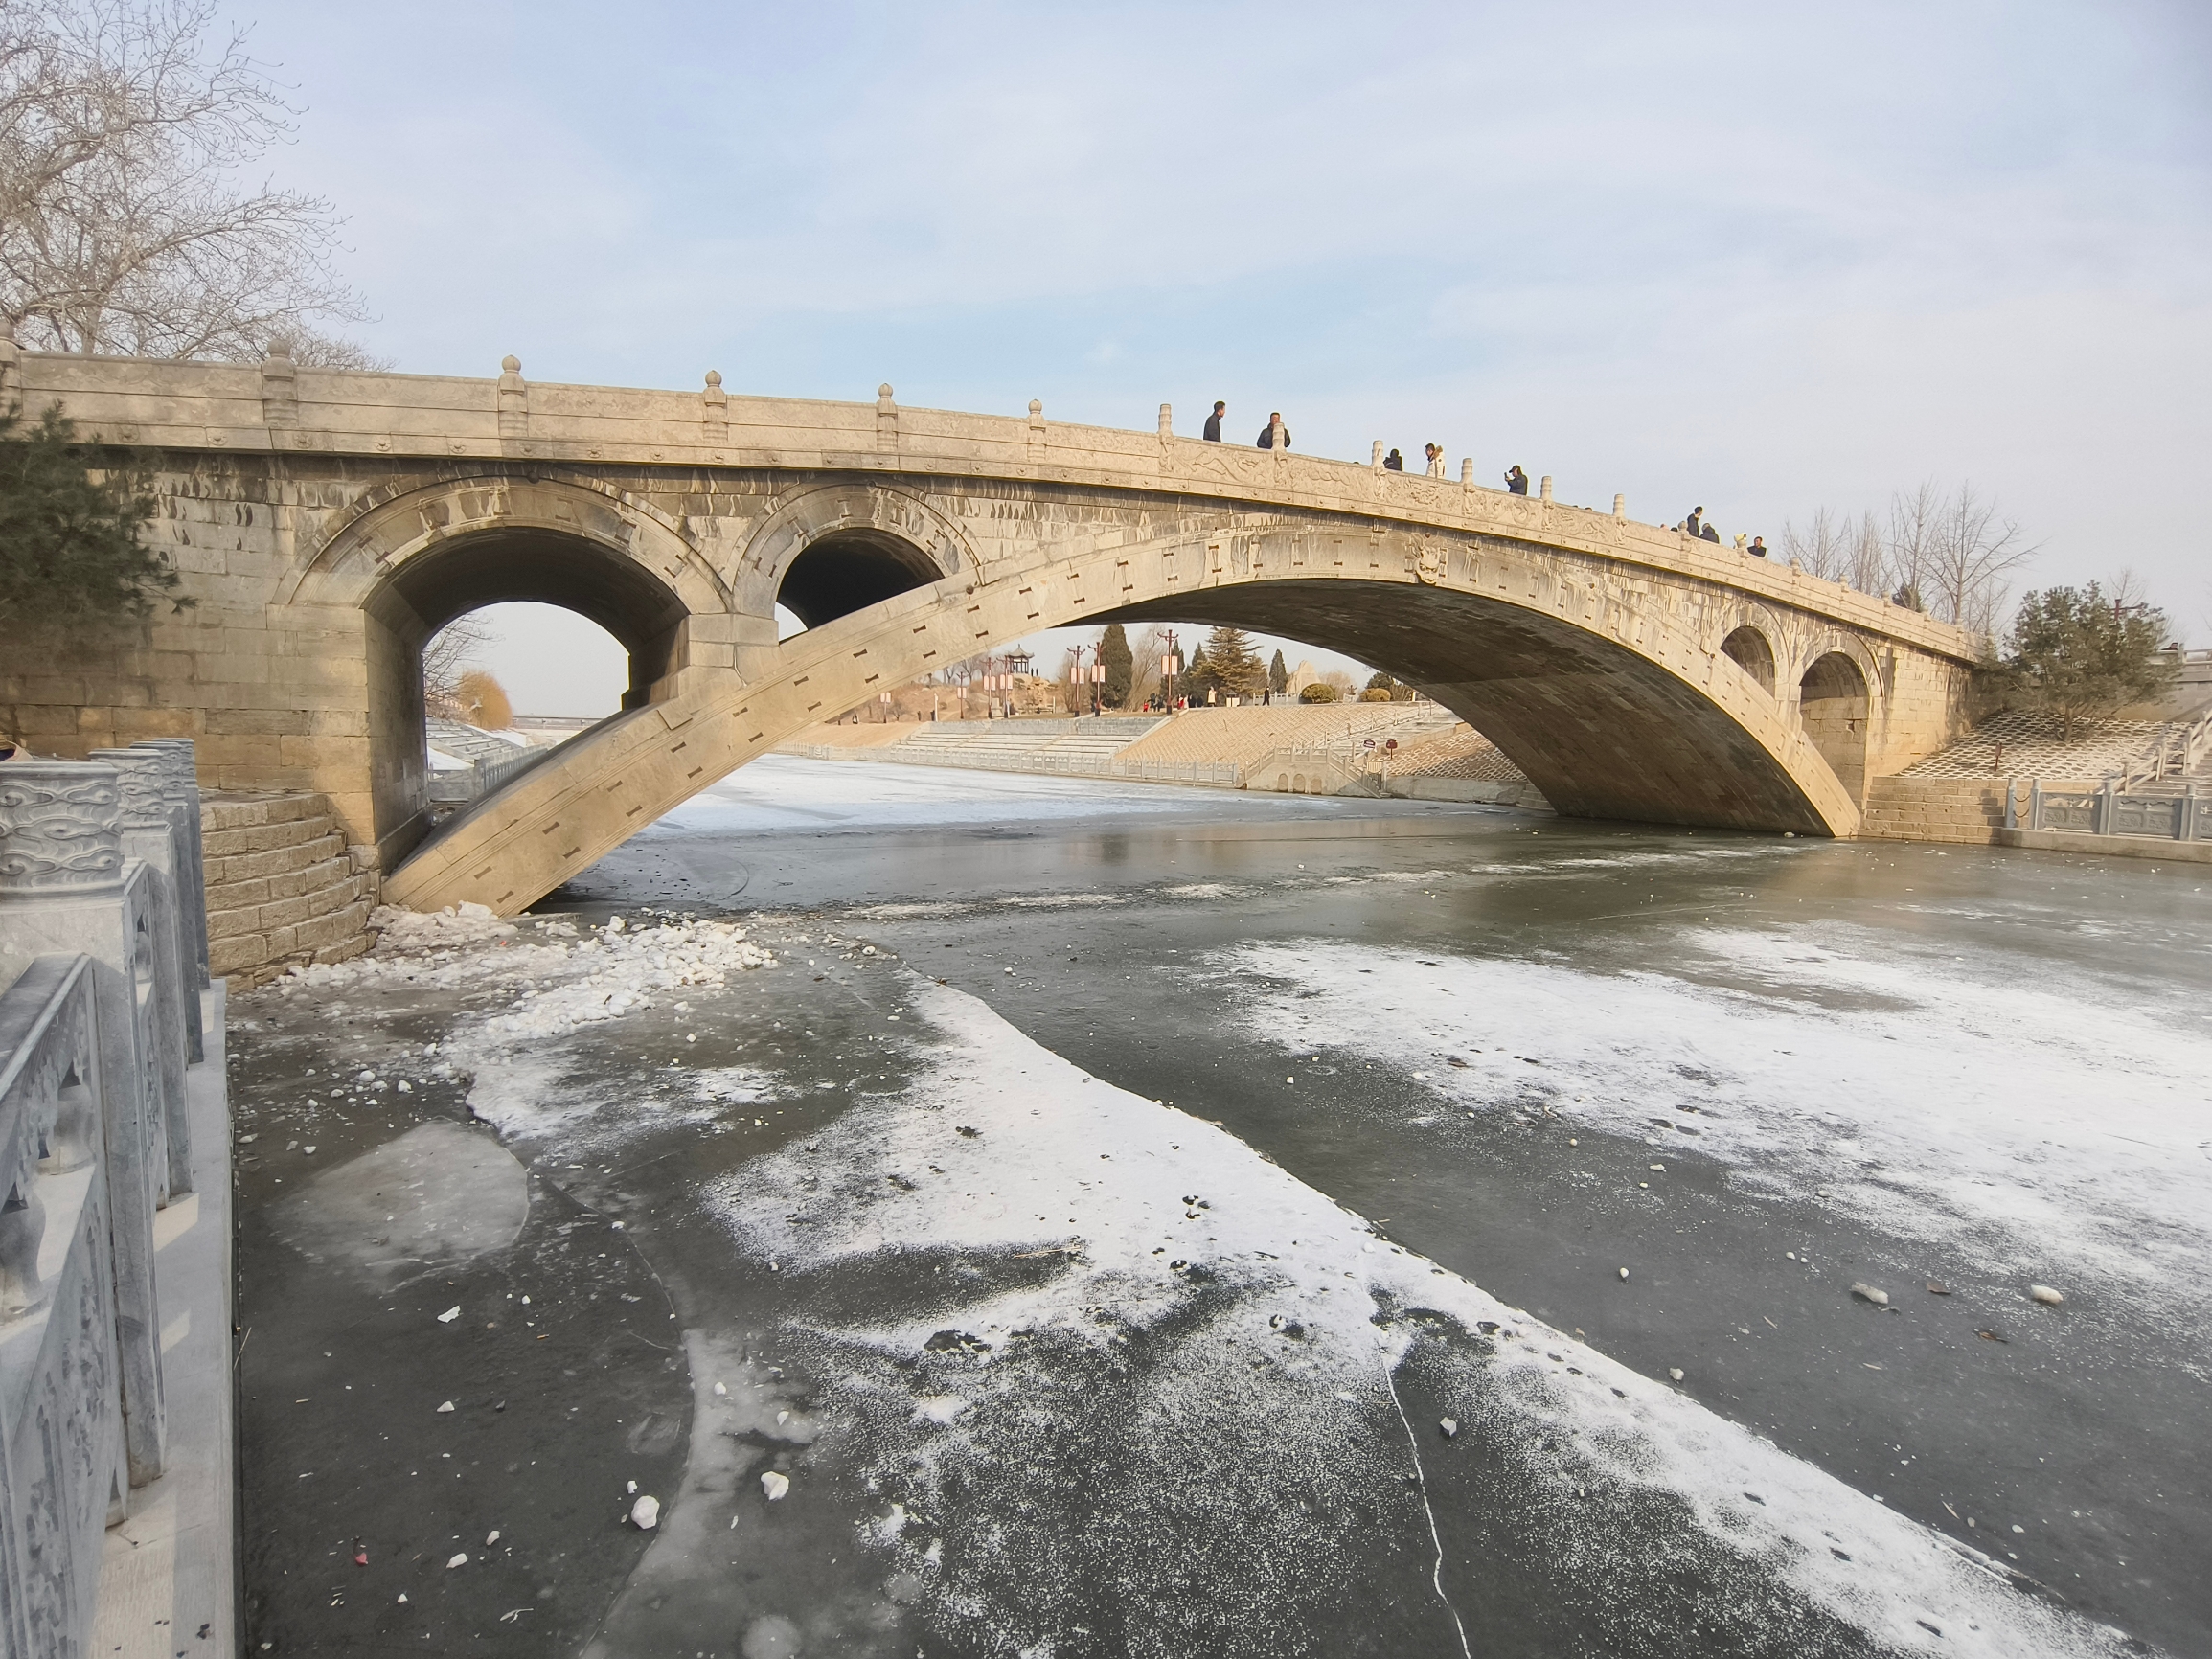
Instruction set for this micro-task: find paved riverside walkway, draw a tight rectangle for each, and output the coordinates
[91,986,237,1659]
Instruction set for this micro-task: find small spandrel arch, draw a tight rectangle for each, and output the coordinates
[776,530,946,631]
[1721,625,1776,695]
[1798,651,1871,802]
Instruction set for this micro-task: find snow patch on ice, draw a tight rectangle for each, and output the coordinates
[1221,931,2212,1329]
[707,976,2136,1659]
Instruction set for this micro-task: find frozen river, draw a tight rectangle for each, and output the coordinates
[230,756,2212,1657]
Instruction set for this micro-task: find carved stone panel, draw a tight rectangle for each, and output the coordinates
[0,765,123,898]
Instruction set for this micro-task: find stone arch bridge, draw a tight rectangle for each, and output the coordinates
[1,348,1979,917]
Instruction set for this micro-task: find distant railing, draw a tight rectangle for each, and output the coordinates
[427,741,548,806]
[0,745,208,1659]
[786,741,1241,788]
[2007,776,2211,842]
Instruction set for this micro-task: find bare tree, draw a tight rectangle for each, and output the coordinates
[0,0,378,362]
[1882,480,1943,611]
[1927,482,2036,638]
[1786,481,2036,640]
[422,613,492,719]
[1779,507,1883,593]
[1125,623,1173,706]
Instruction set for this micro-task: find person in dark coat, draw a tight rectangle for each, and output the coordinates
[1383,448,1403,471]
[1256,414,1290,449]
[1684,505,1704,536]
[1505,465,1528,495]
[1203,401,1225,442]
[1747,535,1767,558]
[1699,522,1721,543]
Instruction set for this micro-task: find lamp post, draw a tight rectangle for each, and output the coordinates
[1160,628,1181,711]
[1067,643,1102,716]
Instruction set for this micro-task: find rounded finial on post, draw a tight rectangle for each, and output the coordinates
[501,354,521,375]
[704,370,722,388]
[1029,398,1043,418]
[878,383,895,402]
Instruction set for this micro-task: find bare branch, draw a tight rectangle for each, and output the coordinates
[0,0,374,362]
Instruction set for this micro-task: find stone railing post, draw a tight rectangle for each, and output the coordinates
[1459,458,1472,487]
[702,370,728,444]
[876,384,899,454]
[1613,493,1627,522]
[497,355,530,440]
[1539,475,1554,503]
[134,740,208,990]
[1026,399,1046,462]
[1371,441,1384,472]
[1157,403,1173,447]
[89,748,194,1190]
[0,761,169,1484]
[260,344,299,430]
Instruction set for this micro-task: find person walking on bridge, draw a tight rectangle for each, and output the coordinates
[1425,443,1447,477]
[1256,413,1290,449]
[1684,505,1704,536]
[1505,465,1528,495]
[1203,400,1225,442]
[1383,447,1403,471]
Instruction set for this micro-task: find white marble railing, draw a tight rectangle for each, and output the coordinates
[0,746,209,1659]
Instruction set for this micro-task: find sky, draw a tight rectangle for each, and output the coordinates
[228,0,2212,716]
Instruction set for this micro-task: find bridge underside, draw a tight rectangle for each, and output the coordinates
[385,564,1858,917]
[1100,583,1834,832]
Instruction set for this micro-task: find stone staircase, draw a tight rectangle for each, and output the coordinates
[1858,777,2012,845]
[201,791,377,985]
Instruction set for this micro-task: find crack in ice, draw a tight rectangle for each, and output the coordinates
[1381,1337,1472,1659]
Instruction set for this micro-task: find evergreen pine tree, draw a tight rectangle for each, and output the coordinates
[1099,624,1134,708]
[1268,649,1288,695]
[0,406,179,632]
[1181,642,1216,704]
[1203,626,1267,697]
[1999,582,2176,739]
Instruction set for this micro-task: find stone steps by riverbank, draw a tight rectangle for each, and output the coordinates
[1858,777,2013,844]
[202,791,377,985]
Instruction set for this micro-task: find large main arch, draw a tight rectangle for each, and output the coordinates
[383,505,1873,917]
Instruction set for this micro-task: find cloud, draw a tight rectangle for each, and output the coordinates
[239,0,2212,627]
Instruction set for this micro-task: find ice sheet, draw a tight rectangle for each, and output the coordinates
[1217,929,2212,1334]
[701,976,2139,1658]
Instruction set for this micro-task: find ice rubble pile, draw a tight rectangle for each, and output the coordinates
[370,901,515,953]
[275,903,772,1037]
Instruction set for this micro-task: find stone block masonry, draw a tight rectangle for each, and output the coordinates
[200,790,376,985]
[1858,777,2010,846]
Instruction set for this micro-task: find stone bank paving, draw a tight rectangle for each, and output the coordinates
[228,759,2211,1657]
